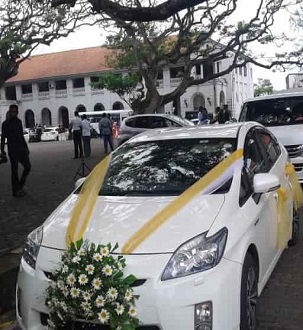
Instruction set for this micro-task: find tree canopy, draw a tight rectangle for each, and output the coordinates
[254,78,274,97]
[0,0,95,87]
[90,0,303,113]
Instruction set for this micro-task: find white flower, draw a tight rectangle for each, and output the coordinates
[57,280,64,289]
[97,309,109,324]
[77,248,86,256]
[72,256,81,263]
[106,287,118,300]
[62,265,69,274]
[61,286,69,297]
[93,253,102,262]
[66,273,76,286]
[78,274,88,285]
[101,246,109,257]
[70,287,80,298]
[47,318,56,329]
[92,278,102,290]
[83,291,92,301]
[128,305,137,318]
[95,295,105,308]
[125,289,133,301]
[115,303,125,315]
[102,265,113,277]
[81,301,91,311]
[85,264,95,275]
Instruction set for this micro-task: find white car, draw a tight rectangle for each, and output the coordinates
[41,127,69,142]
[23,129,30,143]
[17,123,299,330]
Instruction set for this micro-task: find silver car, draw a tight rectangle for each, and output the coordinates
[117,114,194,145]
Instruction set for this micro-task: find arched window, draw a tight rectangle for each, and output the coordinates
[193,93,205,110]
[25,109,35,128]
[76,104,86,113]
[94,103,105,111]
[41,108,52,126]
[58,106,69,128]
[112,102,124,110]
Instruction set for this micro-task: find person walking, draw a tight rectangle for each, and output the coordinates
[223,104,231,122]
[69,111,83,159]
[81,114,92,157]
[0,104,31,197]
[99,113,114,154]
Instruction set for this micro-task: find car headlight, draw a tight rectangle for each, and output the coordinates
[23,226,43,269]
[161,227,228,281]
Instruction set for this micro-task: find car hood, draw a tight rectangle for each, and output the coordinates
[42,194,225,254]
[268,124,303,145]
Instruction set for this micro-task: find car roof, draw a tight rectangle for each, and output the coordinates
[128,122,259,143]
[244,91,303,103]
[128,114,181,119]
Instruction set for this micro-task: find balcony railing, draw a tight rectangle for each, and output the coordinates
[21,93,33,100]
[156,80,164,88]
[55,90,67,98]
[170,77,182,86]
[38,91,50,100]
[73,87,85,96]
[91,87,105,95]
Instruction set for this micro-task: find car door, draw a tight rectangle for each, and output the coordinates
[239,128,280,285]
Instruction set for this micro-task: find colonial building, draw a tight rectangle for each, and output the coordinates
[0,46,254,128]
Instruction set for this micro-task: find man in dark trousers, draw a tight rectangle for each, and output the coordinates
[69,110,83,159]
[0,104,31,197]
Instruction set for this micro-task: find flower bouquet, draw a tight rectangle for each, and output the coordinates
[46,239,139,329]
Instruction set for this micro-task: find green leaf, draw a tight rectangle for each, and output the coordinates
[113,270,123,280]
[76,238,83,250]
[123,274,137,285]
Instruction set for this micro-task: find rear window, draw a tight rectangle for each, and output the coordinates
[239,96,303,126]
[100,138,237,196]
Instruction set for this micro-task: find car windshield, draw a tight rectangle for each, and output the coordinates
[43,128,53,132]
[167,115,195,126]
[100,138,236,196]
[239,96,303,126]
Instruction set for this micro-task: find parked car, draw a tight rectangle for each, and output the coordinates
[117,113,194,145]
[41,127,69,142]
[239,92,303,182]
[23,129,30,143]
[29,127,43,142]
[17,122,299,330]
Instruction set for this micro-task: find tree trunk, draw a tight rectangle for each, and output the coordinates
[173,96,181,116]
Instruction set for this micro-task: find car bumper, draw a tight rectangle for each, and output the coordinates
[17,247,242,330]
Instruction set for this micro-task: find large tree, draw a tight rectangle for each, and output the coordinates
[254,78,274,97]
[90,0,303,113]
[0,0,95,87]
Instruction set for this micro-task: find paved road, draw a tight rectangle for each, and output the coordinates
[0,139,303,329]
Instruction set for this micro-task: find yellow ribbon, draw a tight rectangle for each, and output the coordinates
[121,149,243,253]
[285,162,303,210]
[66,156,110,247]
[276,187,291,250]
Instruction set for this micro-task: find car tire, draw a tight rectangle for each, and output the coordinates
[288,207,300,247]
[240,253,258,330]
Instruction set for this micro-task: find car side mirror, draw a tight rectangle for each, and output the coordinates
[75,177,86,190]
[253,173,280,194]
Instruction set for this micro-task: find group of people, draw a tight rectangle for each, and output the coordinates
[69,111,115,159]
[197,104,232,125]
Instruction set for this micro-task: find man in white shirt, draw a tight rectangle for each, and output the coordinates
[81,114,92,157]
[69,111,83,159]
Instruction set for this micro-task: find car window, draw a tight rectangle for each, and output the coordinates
[255,129,281,168]
[134,117,150,129]
[125,118,136,128]
[164,119,181,127]
[100,138,237,196]
[150,116,167,128]
[239,131,268,206]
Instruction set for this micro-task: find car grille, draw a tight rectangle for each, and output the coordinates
[285,144,302,158]
[41,313,160,329]
[293,163,303,172]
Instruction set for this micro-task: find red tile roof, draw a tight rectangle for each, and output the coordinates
[7,46,113,83]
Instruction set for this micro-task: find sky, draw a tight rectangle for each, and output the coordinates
[34,1,301,91]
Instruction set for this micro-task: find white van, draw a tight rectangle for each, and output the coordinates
[239,92,303,182]
[79,109,134,135]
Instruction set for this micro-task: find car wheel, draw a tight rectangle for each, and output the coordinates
[288,207,300,247]
[240,253,258,330]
